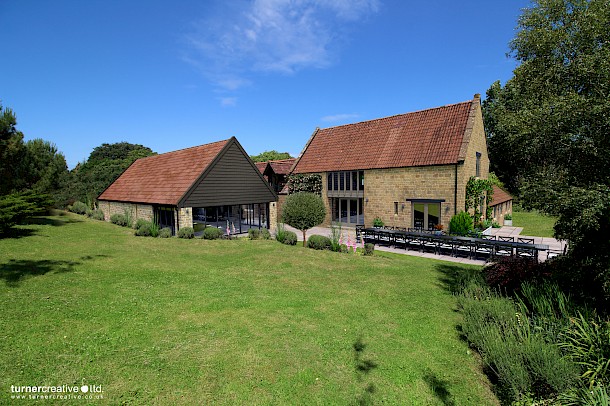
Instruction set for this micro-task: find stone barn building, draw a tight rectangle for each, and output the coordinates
[290,94,490,230]
[98,137,277,235]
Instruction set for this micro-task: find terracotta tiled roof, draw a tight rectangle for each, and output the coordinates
[255,162,267,173]
[292,100,474,173]
[268,158,296,175]
[490,185,513,206]
[98,139,229,205]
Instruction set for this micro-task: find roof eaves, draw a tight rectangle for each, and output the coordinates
[489,185,514,206]
[291,127,319,174]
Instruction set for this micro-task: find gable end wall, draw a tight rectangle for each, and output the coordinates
[181,142,277,207]
[311,105,489,231]
[363,165,457,229]
[457,100,490,212]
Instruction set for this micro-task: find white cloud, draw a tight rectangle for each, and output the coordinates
[185,0,380,90]
[323,0,381,20]
[219,97,238,107]
[217,78,251,91]
[321,113,360,123]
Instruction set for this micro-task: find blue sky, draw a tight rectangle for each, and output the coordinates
[1,0,530,168]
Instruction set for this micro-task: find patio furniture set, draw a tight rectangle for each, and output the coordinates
[358,226,551,262]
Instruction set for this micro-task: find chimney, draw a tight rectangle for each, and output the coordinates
[474,93,481,100]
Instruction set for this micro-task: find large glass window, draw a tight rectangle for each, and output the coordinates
[331,197,364,225]
[413,203,425,229]
[427,203,440,228]
[412,202,441,230]
[349,199,358,223]
[340,199,347,222]
[193,204,268,235]
[204,207,217,225]
[155,206,176,235]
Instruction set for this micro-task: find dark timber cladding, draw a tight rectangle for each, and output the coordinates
[179,139,276,207]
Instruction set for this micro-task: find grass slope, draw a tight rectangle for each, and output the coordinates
[0,213,497,405]
[512,209,557,238]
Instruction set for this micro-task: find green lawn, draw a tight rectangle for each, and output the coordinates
[512,208,557,238]
[0,213,497,405]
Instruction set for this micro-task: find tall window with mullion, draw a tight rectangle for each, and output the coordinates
[327,170,364,191]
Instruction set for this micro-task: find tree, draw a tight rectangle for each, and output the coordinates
[0,193,38,233]
[482,0,610,307]
[0,102,68,234]
[0,190,54,234]
[63,142,156,206]
[21,139,69,197]
[0,104,69,199]
[88,142,154,163]
[250,150,293,162]
[281,192,326,247]
[0,103,26,195]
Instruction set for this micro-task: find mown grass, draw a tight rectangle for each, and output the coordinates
[512,208,557,238]
[0,213,498,405]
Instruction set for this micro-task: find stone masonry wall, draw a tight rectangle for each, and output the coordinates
[177,207,193,230]
[363,165,457,230]
[98,201,153,223]
[98,200,202,235]
[320,172,333,227]
[277,194,288,223]
[457,97,490,214]
[298,99,491,230]
[269,201,278,233]
[491,200,512,226]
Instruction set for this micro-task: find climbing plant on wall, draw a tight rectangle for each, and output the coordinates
[287,174,322,195]
[465,176,493,223]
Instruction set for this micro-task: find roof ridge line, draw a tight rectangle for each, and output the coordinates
[320,100,473,131]
[138,138,232,160]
